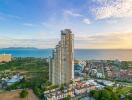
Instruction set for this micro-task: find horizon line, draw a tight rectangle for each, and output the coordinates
[0,47,132,50]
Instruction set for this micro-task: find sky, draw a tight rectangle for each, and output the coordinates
[0,0,132,49]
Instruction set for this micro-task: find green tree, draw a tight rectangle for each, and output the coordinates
[121,61,128,69]
[60,84,65,91]
[89,90,97,97]
[124,95,132,100]
[89,87,120,100]
[19,89,28,98]
[99,90,111,100]
[63,95,71,100]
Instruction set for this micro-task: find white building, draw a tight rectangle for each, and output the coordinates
[2,75,23,86]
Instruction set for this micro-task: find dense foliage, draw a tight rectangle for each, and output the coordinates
[0,57,48,71]
[0,57,50,99]
[89,86,132,100]
[63,95,71,100]
[121,61,129,69]
[19,89,28,98]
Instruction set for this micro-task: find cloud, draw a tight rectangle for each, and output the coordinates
[75,32,132,49]
[23,23,36,27]
[0,32,132,49]
[105,19,118,24]
[64,10,83,17]
[7,14,22,19]
[0,12,22,20]
[82,18,91,24]
[0,37,58,48]
[92,0,132,20]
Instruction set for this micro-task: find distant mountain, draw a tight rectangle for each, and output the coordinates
[2,47,38,49]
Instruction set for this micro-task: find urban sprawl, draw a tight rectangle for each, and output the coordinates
[0,29,132,100]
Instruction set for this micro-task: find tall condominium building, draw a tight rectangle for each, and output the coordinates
[49,29,74,85]
[0,54,12,63]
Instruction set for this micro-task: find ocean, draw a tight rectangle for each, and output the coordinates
[0,48,132,61]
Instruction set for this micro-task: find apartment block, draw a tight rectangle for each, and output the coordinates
[49,29,74,85]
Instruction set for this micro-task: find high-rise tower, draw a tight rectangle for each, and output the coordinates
[49,29,74,85]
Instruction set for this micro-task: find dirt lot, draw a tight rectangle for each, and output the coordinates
[0,89,38,100]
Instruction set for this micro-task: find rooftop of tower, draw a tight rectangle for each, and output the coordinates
[61,29,72,35]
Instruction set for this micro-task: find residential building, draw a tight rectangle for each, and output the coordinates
[0,54,12,62]
[128,64,132,76]
[49,29,74,85]
[44,88,74,100]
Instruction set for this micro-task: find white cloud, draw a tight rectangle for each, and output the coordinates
[7,14,22,19]
[82,18,91,24]
[64,10,82,17]
[0,33,132,49]
[23,23,36,27]
[105,19,118,24]
[0,12,22,20]
[92,0,132,19]
[75,32,132,49]
[0,37,58,48]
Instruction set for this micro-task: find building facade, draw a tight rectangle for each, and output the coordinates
[0,54,12,63]
[128,64,132,76]
[49,29,74,85]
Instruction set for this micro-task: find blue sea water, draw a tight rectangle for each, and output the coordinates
[0,48,132,61]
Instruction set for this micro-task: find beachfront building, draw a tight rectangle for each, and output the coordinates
[49,29,74,85]
[0,54,12,63]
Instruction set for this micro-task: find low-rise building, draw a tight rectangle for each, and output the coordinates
[128,64,132,76]
[96,79,115,86]
[75,84,96,95]
[1,74,23,86]
[44,88,74,100]
[6,75,23,86]
[0,54,12,62]
[96,72,103,78]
